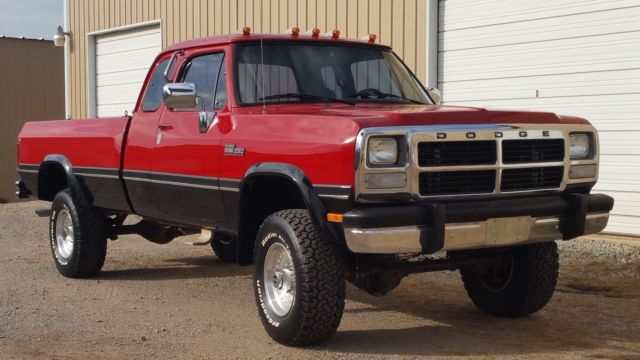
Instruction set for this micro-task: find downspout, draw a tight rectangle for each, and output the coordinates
[63,0,70,118]
[426,0,438,90]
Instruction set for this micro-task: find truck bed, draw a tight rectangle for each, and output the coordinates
[17,116,132,212]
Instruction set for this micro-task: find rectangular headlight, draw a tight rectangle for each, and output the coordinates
[569,133,591,159]
[368,137,398,165]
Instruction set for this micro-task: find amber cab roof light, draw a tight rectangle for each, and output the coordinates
[286,26,301,37]
[240,26,251,37]
[305,28,321,38]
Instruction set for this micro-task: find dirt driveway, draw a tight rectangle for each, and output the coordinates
[1,201,639,359]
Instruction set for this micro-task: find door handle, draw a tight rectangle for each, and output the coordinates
[158,123,173,131]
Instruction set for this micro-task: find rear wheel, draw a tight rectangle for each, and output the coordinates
[253,209,345,346]
[210,233,237,263]
[460,242,559,317]
[49,189,107,278]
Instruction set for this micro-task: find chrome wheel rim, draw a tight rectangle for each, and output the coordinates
[55,209,74,264]
[263,242,296,317]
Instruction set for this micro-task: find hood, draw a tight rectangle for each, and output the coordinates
[257,103,590,128]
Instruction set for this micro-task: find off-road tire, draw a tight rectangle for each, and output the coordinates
[210,233,237,262]
[50,189,107,278]
[253,209,345,346]
[461,242,559,317]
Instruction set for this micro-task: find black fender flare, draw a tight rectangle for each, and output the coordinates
[39,154,91,207]
[240,162,338,239]
[237,162,341,264]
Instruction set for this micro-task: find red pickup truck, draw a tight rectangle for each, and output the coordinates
[17,31,614,346]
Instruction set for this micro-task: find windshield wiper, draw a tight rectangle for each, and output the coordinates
[349,88,427,105]
[258,93,355,106]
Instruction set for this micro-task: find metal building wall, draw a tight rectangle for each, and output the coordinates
[66,0,429,118]
[0,38,64,203]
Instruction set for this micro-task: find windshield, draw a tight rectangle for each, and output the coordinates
[234,42,431,106]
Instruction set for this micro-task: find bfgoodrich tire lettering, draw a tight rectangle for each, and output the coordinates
[50,189,107,278]
[461,242,559,317]
[253,209,345,346]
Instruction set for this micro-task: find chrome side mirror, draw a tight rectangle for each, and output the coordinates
[427,87,442,105]
[163,83,197,109]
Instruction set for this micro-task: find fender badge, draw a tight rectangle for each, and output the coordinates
[224,144,245,157]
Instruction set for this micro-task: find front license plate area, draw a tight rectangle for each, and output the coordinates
[486,216,533,245]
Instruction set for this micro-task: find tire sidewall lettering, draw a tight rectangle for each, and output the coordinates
[256,229,294,328]
[49,209,58,262]
[50,202,72,266]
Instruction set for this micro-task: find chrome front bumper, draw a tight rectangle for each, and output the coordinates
[344,212,609,254]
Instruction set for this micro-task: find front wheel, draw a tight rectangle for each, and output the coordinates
[460,242,559,317]
[253,209,345,346]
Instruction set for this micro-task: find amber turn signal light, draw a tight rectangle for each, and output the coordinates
[326,213,343,223]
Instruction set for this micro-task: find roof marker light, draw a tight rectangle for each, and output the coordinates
[286,26,300,37]
[331,29,340,39]
[305,28,321,37]
[241,26,251,36]
[360,33,378,43]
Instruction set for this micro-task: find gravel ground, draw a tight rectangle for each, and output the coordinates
[558,237,640,263]
[1,200,639,359]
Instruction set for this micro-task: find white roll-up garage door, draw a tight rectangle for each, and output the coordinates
[95,25,161,117]
[438,0,640,235]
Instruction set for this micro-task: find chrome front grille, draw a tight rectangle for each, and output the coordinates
[355,124,599,202]
[417,140,497,167]
[417,137,566,197]
[500,166,564,192]
[502,139,565,163]
[419,170,496,196]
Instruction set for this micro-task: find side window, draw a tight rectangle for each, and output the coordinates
[180,52,224,111]
[141,59,169,112]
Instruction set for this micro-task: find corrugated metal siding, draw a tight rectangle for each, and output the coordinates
[438,0,640,235]
[66,0,428,118]
[0,38,64,202]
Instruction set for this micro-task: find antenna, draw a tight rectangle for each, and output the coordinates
[260,36,266,114]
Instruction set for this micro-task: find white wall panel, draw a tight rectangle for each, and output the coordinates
[95,25,161,117]
[439,0,640,235]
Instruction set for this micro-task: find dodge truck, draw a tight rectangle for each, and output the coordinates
[16,29,614,346]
